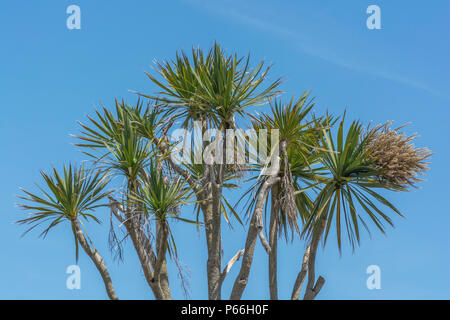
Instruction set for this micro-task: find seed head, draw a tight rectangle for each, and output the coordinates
[364,121,432,188]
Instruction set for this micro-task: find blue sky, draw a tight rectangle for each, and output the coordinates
[0,0,449,299]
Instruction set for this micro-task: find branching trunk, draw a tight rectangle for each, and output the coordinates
[72,219,118,300]
[215,249,244,293]
[230,174,280,300]
[127,221,165,299]
[303,213,328,300]
[291,199,329,300]
[111,194,166,300]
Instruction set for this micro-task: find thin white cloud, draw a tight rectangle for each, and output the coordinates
[186,0,447,99]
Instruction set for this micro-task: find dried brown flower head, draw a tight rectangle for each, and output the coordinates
[364,121,432,188]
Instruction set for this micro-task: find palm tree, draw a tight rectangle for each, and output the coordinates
[140,42,282,299]
[15,43,432,301]
[132,161,196,297]
[17,164,118,300]
[237,101,430,300]
[291,117,430,300]
[75,99,175,299]
[232,92,321,299]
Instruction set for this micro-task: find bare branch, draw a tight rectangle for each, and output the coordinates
[291,243,311,300]
[108,196,125,224]
[254,187,271,255]
[220,249,244,281]
[310,276,325,299]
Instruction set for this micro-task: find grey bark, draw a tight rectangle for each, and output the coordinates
[155,220,171,299]
[109,197,166,299]
[205,163,223,300]
[153,221,169,280]
[230,173,280,300]
[128,220,165,299]
[303,212,328,300]
[159,134,224,300]
[214,249,244,293]
[291,243,310,300]
[268,182,280,300]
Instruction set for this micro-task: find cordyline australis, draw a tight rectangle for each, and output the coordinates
[16,43,431,300]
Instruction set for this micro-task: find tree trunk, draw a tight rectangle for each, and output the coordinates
[72,219,118,300]
[291,243,310,300]
[120,187,165,299]
[124,180,168,300]
[159,128,223,300]
[268,183,280,300]
[230,175,279,300]
[153,220,171,299]
[156,220,171,300]
[205,175,223,300]
[155,152,172,300]
[109,198,165,298]
[127,215,166,300]
[202,125,224,300]
[303,211,328,300]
